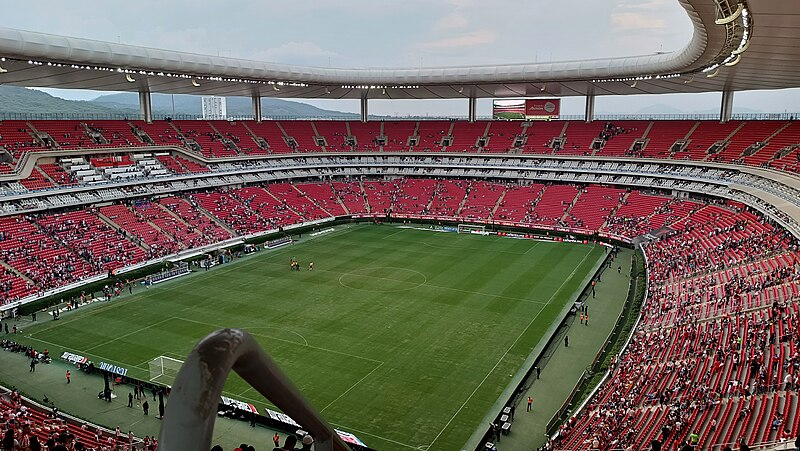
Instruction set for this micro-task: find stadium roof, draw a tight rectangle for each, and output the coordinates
[0,0,797,100]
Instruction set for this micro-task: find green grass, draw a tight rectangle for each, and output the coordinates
[16,224,605,451]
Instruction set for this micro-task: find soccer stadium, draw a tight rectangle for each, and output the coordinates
[0,1,799,450]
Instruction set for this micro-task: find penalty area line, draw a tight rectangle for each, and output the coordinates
[216,388,424,451]
[319,361,384,414]
[173,317,384,365]
[83,317,174,353]
[327,422,422,450]
[219,388,423,451]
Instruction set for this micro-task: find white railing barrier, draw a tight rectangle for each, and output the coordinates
[159,328,349,451]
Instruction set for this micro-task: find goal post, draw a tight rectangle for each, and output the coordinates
[148,355,185,387]
[457,224,489,235]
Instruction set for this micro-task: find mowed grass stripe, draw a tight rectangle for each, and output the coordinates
[17,226,604,450]
[426,245,598,450]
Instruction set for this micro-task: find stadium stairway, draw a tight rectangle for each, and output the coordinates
[458,181,505,220]
[489,186,508,219]
[134,202,210,250]
[295,182,347,217]
[158,196,235,239]
[332,181,367,214]
[497,248,633,451]
[454,181,472,216]
[0,258,33,298]
[266,183,329,221]
[98,204,178,256]
[192,191,272,235]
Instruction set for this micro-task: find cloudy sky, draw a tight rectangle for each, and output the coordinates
[2,0,799,116]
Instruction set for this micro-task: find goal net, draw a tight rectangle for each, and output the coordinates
[148,355,185,387]
[457,224,488,235]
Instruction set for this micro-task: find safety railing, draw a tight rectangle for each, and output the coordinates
[0,111,797,121]
[159,328,350,451]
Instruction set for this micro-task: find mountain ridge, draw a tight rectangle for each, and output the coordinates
[91,92,358,118]
[0,86,770,118]
[0,86,358,119]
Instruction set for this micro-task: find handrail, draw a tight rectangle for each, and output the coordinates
[159,328,349,451]
[0,112,798,121]
[705,438,794,451]
[587,380,792,412]
[554,441,791,451]
[545,370,588,434]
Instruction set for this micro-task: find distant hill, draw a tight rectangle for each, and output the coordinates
[91,93,358,119]
[693,107,762,115]
[632,104,763,116]
[0,86,358,119]
[634,104,685,115]
[0,86,770,119]
[0,86,130,115]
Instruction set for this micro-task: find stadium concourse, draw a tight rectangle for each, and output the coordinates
[0,117,800,450]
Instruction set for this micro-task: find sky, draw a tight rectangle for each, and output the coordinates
[2,0,800,116]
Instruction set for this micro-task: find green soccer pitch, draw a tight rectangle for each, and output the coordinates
[17,224,606,450]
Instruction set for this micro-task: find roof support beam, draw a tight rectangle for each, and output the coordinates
[139,90,152,124]
[468,97,477,123]
[584,95,596,123]
[360,98,368,123]
[720,90,734,123]
[252,95,262,123]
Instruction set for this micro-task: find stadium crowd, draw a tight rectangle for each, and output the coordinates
[0,380,321,451]
[0,171,797,450]
[0,178,784,310]
[553,207,800,450]
[0,387,157,451]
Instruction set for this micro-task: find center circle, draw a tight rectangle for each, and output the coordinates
[338,267,427,292]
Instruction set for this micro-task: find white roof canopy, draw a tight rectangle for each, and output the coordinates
[0,0,797,99]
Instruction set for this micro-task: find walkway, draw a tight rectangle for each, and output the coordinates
[498,248,633,451]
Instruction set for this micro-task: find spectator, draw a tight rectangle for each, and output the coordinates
[275,435,298,451]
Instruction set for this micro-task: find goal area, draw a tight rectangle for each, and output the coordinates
[457,224,489,235]
[148,355,184,387]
